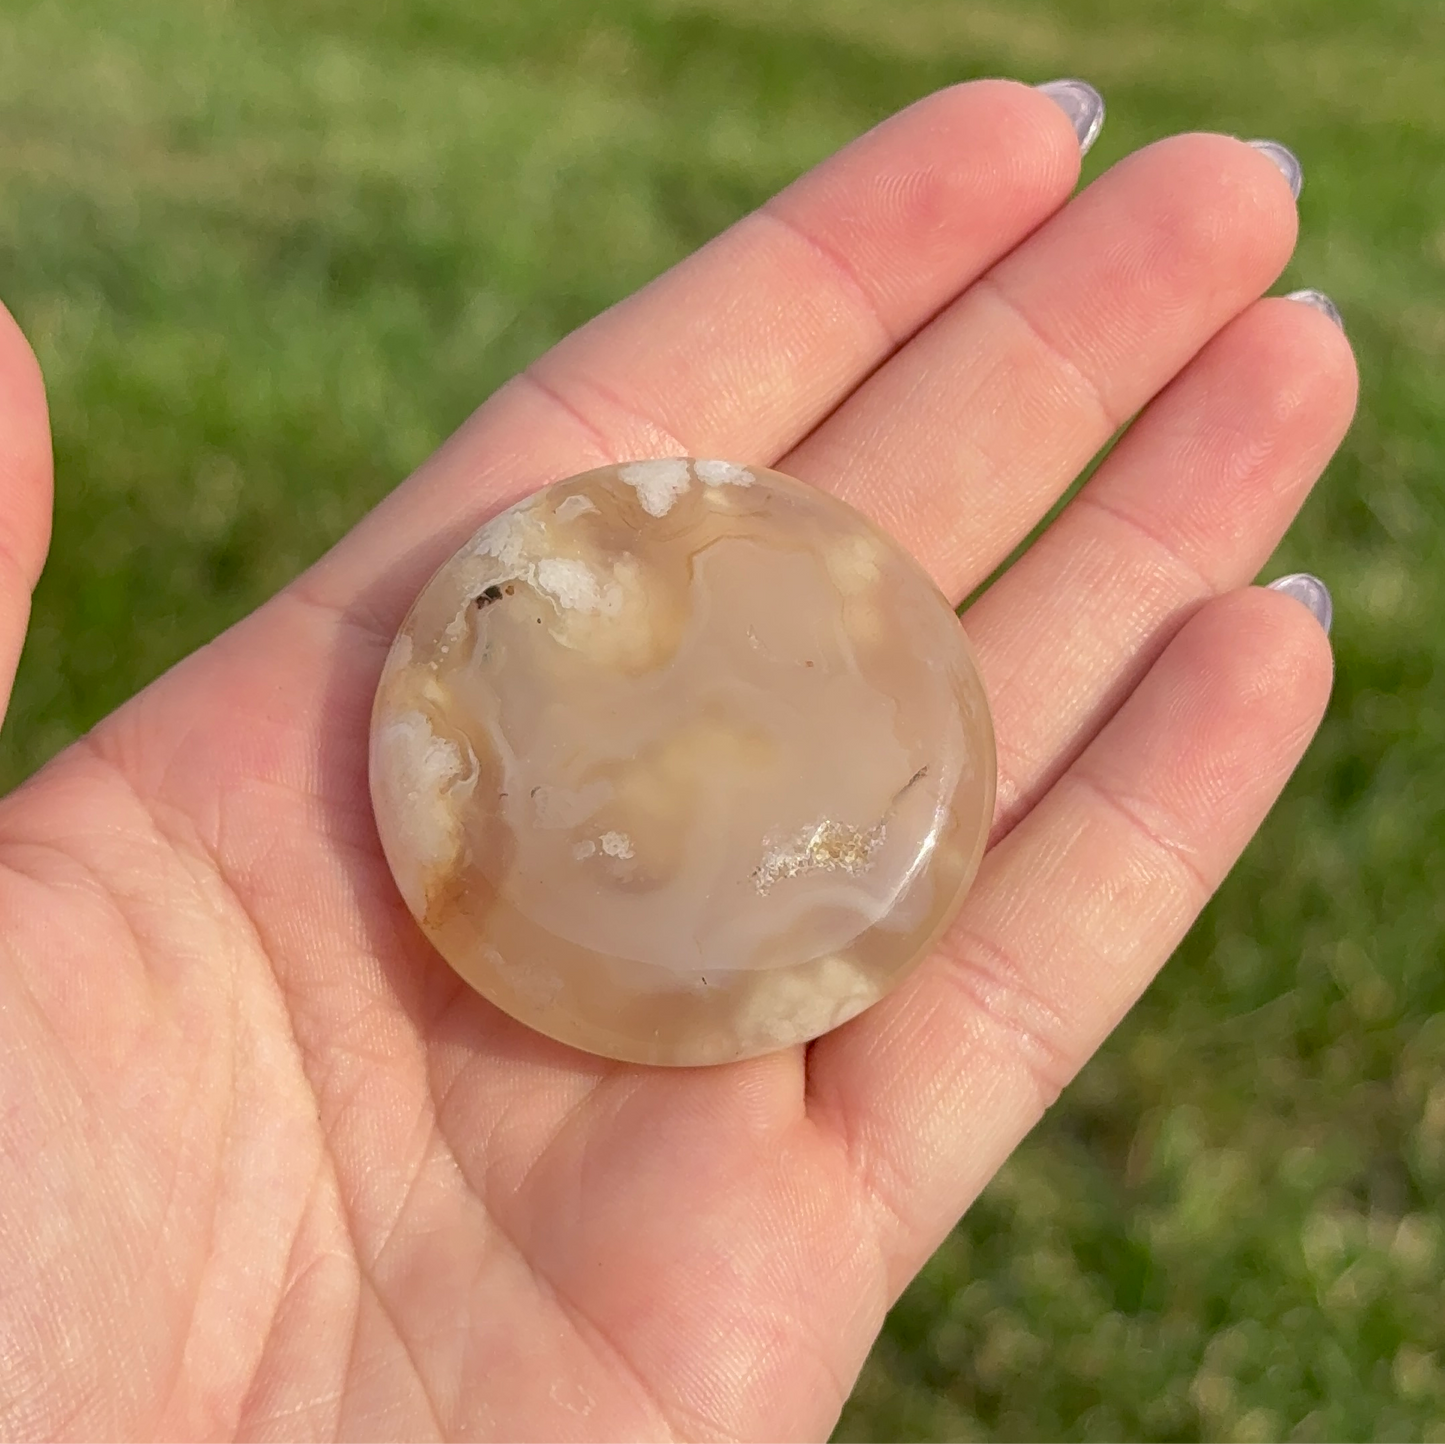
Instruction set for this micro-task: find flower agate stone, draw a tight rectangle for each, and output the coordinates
[369,459,995,1065]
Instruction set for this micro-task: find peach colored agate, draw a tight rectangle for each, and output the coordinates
[369,460,995,1065]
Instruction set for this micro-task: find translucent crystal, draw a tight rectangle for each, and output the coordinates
[369,460,995,1064]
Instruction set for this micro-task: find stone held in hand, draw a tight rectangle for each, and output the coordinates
[369,458,996,1065]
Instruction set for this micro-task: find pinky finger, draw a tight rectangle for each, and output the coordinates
[0,303,53,729]
[807,584,1334,1288]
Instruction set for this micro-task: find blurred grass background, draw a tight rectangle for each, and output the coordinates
[1,0,1442,1437]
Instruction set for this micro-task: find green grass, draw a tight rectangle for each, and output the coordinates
[2,0,1443,1437]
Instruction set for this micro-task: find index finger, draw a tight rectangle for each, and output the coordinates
[293,79,1084,627]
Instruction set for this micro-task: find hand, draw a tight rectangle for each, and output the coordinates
[0,80,1355,1440]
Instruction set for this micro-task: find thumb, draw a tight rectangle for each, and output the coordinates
[0,303,53,735]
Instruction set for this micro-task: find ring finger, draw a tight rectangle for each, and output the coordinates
[970,292,1356,836]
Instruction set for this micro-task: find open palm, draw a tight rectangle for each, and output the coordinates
[0,82,1355,1440]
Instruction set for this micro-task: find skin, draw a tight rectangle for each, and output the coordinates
[0,80,1356,1441]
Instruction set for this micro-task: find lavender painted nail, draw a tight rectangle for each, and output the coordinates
[1285,288,1345,330]
[1037,79,1106,156]
[1267,573,1333,635]
[1248,139,1303,199]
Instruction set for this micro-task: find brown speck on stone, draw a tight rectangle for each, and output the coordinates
[896,765,929,801]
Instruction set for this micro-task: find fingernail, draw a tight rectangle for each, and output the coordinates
[1248,139,1303,199]
[1037,79,1106,156]
[1267,572,1333,635]
[1285,288,1344,330]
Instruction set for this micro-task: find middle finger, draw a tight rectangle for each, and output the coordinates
[781,132,1300,599]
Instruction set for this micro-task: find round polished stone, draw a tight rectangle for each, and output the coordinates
[369,459,995,1065]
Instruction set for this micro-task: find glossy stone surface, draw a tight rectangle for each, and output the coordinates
[370,459,995,1065]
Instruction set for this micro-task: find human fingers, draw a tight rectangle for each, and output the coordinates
[292,79,1085,628]
[780,133,1301,598]
[805,587,1333,1286]
[968,293,1356,837]
[0,304,52,727]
